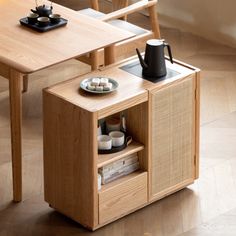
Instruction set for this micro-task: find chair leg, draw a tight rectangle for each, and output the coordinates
[90,51,99,70]
[22,75,28,93]
[104,45,115,66]
[148,5,161,39]
[90,0,99,11]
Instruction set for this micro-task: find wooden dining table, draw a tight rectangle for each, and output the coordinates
[0,0,134,202]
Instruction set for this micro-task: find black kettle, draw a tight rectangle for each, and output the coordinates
[136,39,173,78]
[31,1,53,17]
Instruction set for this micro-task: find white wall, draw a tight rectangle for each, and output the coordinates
[158,0,236,47]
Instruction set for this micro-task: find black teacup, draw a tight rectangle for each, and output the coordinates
[27,13,39,24]
[37,16,50,27]
[49,14,61,24]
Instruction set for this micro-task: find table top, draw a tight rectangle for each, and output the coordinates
[0,0,134,74]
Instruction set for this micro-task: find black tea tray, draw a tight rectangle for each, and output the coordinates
[98,136,132,154]
[98,142,127,154]
[19,17,68,32]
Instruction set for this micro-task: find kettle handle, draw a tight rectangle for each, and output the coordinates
[164,42,173,64]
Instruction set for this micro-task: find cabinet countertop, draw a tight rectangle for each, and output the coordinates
[45,57,198,115]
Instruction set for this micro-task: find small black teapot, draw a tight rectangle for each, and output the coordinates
[31,1,53,17]
[136,39,173,78]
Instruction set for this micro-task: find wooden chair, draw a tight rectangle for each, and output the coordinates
[78,0,161,69]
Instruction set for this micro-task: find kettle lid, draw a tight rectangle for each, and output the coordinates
[147,39,164,46]
[37,4,51,10]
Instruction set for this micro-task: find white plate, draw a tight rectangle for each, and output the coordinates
[80,77,119,94]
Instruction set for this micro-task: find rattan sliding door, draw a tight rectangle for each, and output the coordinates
[149,76,196,200]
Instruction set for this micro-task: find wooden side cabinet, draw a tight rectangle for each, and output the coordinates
[43,57,200,230]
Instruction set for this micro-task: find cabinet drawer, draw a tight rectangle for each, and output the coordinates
[98,172,147,224]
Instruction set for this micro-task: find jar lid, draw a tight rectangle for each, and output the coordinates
[106,117,120,125]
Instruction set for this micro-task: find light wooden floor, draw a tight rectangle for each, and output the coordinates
[1,1,236,235]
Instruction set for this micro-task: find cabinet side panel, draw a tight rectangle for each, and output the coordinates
[150,77,195,197]
[43,91,98,228]
[195,71,200,179]
[126,102,149,171]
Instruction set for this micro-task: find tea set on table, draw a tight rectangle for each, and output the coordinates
[20,0,67,31]
[29,1,59,25]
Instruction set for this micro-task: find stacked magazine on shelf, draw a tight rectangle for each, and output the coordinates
[98,153,140,184]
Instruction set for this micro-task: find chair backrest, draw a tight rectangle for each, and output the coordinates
[112,0,129,11]
[77,0,161,69]
[99,0,160,38]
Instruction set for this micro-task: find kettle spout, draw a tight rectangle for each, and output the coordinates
[31,9,37,13]
[136,48,148,69]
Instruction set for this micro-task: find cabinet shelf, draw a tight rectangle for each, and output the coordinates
[97,141,144,168]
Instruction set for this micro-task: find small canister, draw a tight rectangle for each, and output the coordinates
[106,117,121,133]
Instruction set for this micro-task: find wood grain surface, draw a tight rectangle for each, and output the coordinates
[0,0,134,73]
[43,91,98,228]
[99,171,147,224]
[9,69,23,202]
[2,4,236,235]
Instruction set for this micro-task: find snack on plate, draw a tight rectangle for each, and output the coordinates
[95,85,103,91]
[100,78,109,86]
[85,77,114,92]
[103,82,112,91]
[87,82,96,91]
[91,77,100,86]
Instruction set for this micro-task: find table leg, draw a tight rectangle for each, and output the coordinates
[104,45,115,66]
[9,69,23,202]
